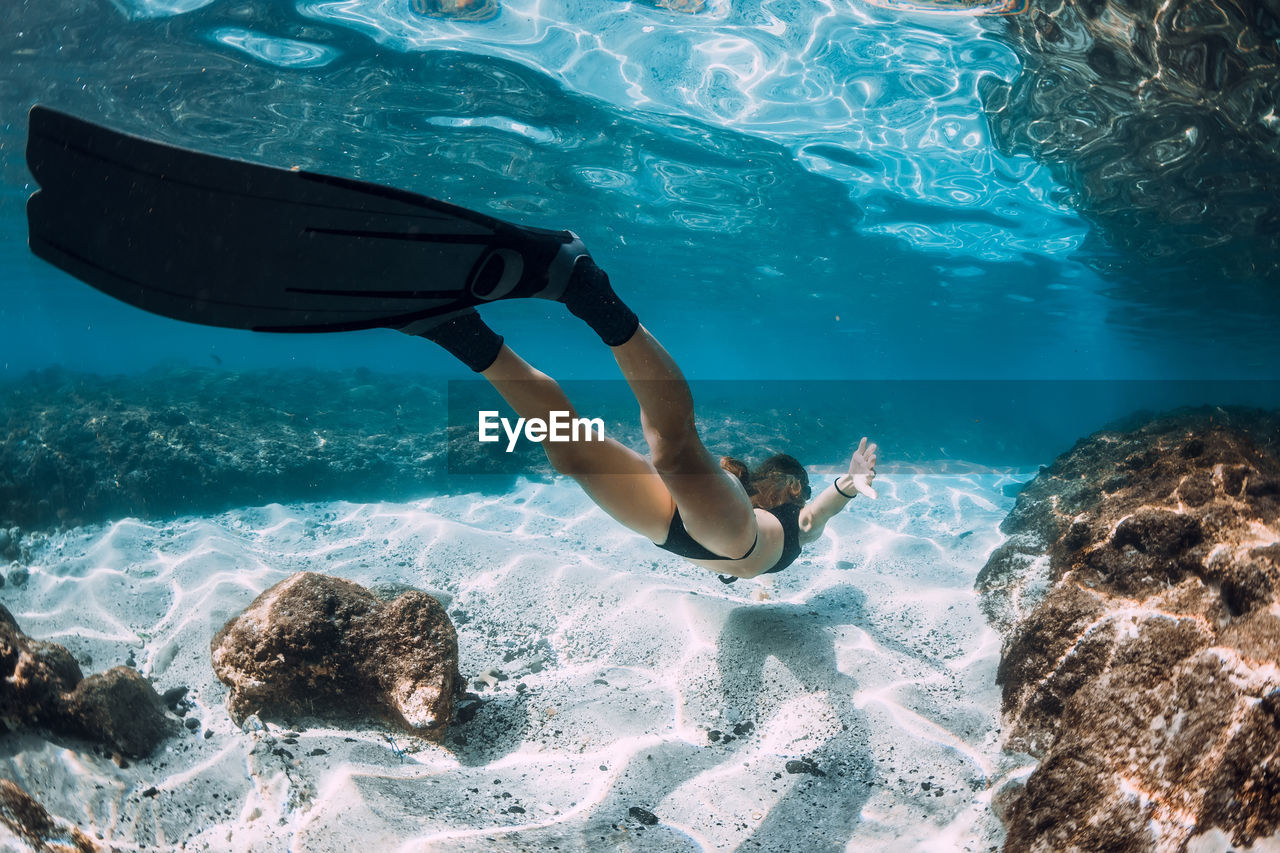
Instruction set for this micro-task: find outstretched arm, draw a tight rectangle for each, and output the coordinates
[798,437,878,545]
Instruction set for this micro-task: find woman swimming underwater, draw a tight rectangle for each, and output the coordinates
[418,256,879,580]
[24,108,873,574]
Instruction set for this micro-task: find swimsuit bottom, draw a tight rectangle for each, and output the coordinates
[654,503,802,580]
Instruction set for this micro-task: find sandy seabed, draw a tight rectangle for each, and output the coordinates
[0,463,1034,852]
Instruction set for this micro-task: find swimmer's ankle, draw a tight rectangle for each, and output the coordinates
[559,257,639,347]
[406,309,504,372]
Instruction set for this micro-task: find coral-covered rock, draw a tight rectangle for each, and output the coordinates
[210,573,460,741]
[0,604,172,758]
[976,408,1280,852]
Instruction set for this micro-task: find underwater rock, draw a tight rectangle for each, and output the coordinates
[0,604,172,758]
[61,668,174,760]
[0,779,100,853]
[0,605,81,725]
[210,572,460,741]
[981,0,1280,281]
[0,526,19,562]
[976,407,1280,852]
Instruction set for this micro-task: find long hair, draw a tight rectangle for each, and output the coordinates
[720,453,811,510]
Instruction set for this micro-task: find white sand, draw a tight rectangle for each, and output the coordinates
[1,463,1032,852]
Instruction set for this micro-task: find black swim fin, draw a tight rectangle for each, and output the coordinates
[25,105,589,334]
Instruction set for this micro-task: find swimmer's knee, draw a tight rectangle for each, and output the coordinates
[646,421,701,474]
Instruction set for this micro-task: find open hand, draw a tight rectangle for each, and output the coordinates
[847,437,878,499]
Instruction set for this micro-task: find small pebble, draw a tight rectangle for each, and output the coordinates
[455,698,482,724]
[184,717,200,731]
[785,759,826,777]
[628,806,658,826]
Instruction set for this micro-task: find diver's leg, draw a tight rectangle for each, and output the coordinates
[558,259,756,557]
[608,325,757,559]
[432,260,755,557]
[480,345,675,542]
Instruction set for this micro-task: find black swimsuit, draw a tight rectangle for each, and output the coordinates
[655,503,803,575]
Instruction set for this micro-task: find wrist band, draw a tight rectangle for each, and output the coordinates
[834,478,857,499]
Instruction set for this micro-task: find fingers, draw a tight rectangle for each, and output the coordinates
[851,473,878,500]
[857,438,878,468]
[852,437,879,498]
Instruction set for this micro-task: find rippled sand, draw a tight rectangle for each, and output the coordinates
[1,463,1032,851]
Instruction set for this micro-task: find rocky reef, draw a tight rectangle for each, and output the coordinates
[4,367,1149,538]
[977,408,1280,851]
[210,573,461,742]
[0,604,172,758]
[0,367,448,531]
[982,0,1280,282]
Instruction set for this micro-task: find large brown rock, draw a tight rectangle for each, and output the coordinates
[976,409,1280,852]
[63,667,176,760]
[210,572,460,741]
[0,604,172,758]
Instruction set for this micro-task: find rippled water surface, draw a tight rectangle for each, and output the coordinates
[0,0,1276,379]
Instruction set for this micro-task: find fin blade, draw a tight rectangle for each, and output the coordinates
[25,105,576,332]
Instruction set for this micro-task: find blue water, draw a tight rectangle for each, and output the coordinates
[1,5,1278,847]
[0,0,1277,385]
